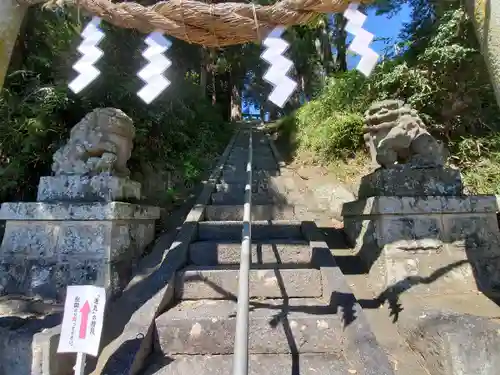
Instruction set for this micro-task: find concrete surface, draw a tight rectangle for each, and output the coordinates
[188,240,311,266]
[175,267,323,299]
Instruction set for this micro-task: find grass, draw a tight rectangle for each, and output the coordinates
[268,116,500,196]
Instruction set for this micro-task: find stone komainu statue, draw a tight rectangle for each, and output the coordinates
[363,100,447,168]
[52,108,135,177]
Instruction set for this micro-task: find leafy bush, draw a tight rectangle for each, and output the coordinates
[273,71,367,162]
[450,135,500,194]
[296,112,364,161]
[0,78,70,201]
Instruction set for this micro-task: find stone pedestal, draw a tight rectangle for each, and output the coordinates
[37,175,141,202]
[342,166,500,298]
[0,177,160,302]
[357,165,463,198]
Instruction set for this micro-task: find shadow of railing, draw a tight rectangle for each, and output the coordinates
[176,270,374,329]
[270,243,300,375]
[358,259,471,323]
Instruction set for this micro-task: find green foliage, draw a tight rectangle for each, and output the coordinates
[0,9,79,201]
[366,6,500,193]
[451,134,500,194]
[298,112,364,161]
[275,71,366,161]
[274,3,500,195]
[0,9,231,205]
[310,71,370,114]
[367,8,499,139]
[0,79,70,200]
[3,0,500,201]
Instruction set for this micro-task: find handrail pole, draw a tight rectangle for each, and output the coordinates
[232,125,253,375]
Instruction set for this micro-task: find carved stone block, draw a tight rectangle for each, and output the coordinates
[342,196,500,297]
[0,202,160,301]
[358,165,463,198]
[37,174,141,202]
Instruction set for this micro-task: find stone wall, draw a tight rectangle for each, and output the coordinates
[466,0,500,108]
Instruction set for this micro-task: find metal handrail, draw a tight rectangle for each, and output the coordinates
[232,126,253,375]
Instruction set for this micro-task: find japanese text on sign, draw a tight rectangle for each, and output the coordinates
[57,285,106,357]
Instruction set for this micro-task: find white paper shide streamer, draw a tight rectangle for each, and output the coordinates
[261,27,297,108]
[69,17,105,94]
[137,31,172,104]
[344,3,379,76]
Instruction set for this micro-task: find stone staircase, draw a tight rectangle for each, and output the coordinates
[139,125,396,375]
[2,123,500,375]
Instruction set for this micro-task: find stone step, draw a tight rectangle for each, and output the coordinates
[197,220,303,241]
[215,183,244,193]
[204,204,296,221]
[222,164,277,172]
[258,159,278,166]
[215,181,276,193]
[227,153,275,161]
[175,267,322,300]
[210,192,274,205]
[254,163,279,171]
[220,170,280,184]
[228,150,274,155]
[143,353,351,375]
[214,182,278,197]
[188,240,311,266]
[224,161,277,170]
[155,298,344,355]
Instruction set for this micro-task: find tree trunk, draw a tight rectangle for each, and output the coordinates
[200,54,208,98]
[333,13,348,72]
[200,47,213,98]
[318,16,334,75]
[268,104,279,122]
[200,67,207,97]
[230,83,242,121]
[0,0,27,90]
[299,74,307,103]
[211,70,217,105]
[214,71,231,121]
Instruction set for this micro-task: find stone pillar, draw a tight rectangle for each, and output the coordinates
[342,165,500,298]
[466,0,500,108]
[0,0,27,89]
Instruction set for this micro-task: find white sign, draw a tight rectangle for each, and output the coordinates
[57,285,107,357]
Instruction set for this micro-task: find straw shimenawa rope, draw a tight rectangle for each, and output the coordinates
[19,0,373,47]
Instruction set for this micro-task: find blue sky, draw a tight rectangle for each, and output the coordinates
[243,4,412,115]
[348,4,412,69]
